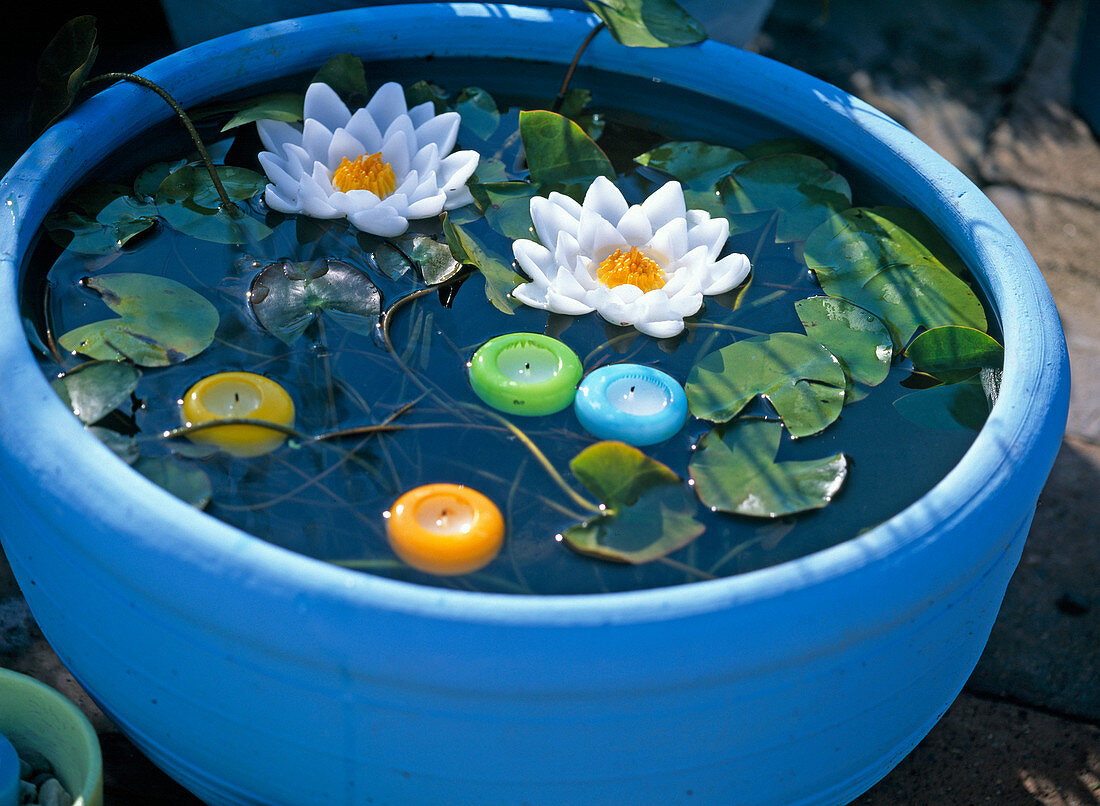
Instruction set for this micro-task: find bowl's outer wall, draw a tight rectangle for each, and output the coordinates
[0,4,1070,805]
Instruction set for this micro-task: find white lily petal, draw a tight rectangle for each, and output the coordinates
[687,216,731,260]
[301,118,336,165]
[383,115,417,156]
[411,142,441,176]
[343,189,382,212]
[578,210,625,260]
[257,152,298,195]
[345,108,384,154]
[282,143,313,177]
[512,240,555,285]
[380,128,411,179]
[616,205,654,245]
[392,170,421,199]
[349,205,409,237]
[532,196,580,247]
[511,283,551,310]
[550,266,588,300]
[405,192,447,219]
[264,186,299,214]
[299,184,341,218]
[408,171,440,203]
[635,317,686,339]
[648,217,689,263]
[415,112,461,156]
[553,231,582,279]
[257,119,302,155]
[700,252,752,295]
[327,128,368,168]
[408,100,436,128]
[581,175,629,226]
[303,82,351,132]
[443,186,475,210]
[546,288,596,316]
[640,180,687,231]
[364,82,408,134]
[438,150,479,194]
[310,162,336,195]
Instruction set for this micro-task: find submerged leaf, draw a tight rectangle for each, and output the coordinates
[563,441,702,564]
[584,0,707,47]
[686,333,847,438]
[634,140,747,189]
[469,181,537,240]
[456,87,501,141]
[689,419,848,517]
[795,296,892,389]
[45,196,158,254]
[720,154,852,242]
[249,258,382,344]
[29,15,99,135]
[134,457,213,509]
[804,207,986,345]
[904,326,1003,384]
[443,215,523,314]
[519,110,615,186]
[893,374,994,431]
[58,273,219,366]
[52,360,140,424]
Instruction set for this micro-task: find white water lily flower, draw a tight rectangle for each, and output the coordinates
[256,82,479,237]
[511,176,750,338]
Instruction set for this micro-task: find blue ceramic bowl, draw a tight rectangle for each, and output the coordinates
[0,5,1069,805]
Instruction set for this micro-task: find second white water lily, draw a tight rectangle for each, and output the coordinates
[511,177,750,338]
[256,82,479,237]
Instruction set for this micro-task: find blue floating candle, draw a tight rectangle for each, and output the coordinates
[574,364,688,446]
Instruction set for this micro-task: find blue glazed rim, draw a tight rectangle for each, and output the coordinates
[0,4,1070,632]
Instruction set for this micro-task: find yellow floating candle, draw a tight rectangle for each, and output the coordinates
[385,483,505,576]
[181,371,295,457]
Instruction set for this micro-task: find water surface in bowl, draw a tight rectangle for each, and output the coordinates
[22,57,998,594]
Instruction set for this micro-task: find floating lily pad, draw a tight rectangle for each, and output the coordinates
[88,427,139,464]
[134,457,213,509]
[134,158,187,198]
[743,138,837,168]
[795,296,892,389]
[557,88,593,121]
[584,0,707,47]
[59,273,219,366]
[904,326,1004,384]
[688,419,848,517]
[456,87,501,141]
[221,91,304,131]
[893,374,994,431]
[45,195,158,254]
[405,80,449,114]
[249,258,382,344]
[29,15,98,135]
[804,207,987,346]
[469,181,537,240]
[156,165,272,245]
[562,441,703,564]
[311,53,369,100]
[686,332,847,438]
[720,154,852,242]
[443,215,523,314]
[52,360,140,424]
[634,141,747,189]
[519,110,615,186]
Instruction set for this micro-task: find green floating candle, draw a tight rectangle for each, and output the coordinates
[467,333,582,416]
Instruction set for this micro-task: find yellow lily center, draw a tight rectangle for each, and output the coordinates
[597,247,667,293]
[332,152,397,198]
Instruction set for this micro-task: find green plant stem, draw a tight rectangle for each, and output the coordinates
[84,72,237,214]
[551,21,606,113]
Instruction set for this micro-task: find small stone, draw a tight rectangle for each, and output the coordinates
[37,777,74,806]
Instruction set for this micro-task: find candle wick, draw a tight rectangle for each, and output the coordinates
[234,393,240,403]
[524,362,530,371]
[629,386,635,394]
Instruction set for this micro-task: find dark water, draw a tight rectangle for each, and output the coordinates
[23,58,995,594]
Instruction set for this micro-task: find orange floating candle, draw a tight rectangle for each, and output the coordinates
[385,483,505,576]
[181,371,295,457]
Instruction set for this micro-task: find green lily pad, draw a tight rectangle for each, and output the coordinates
[634,140,747,189]
[469,181,537,240]
[583,0,707,47]
[795,296,893,388]
[249,258,382,344]
[310,53,368,100]
[134,158,187,198]
[29,15,98,135]
[52,360,140,424]
[221,91,304,131]
[442,215,523,314]
[803,207,987,346]
[59,273,219,367]
[686,332,847,437]
[519,110,615,186]
[88,427,140,464]
[134,457,213,509]
[720,154,852,243]
[743,138,837,168]
[557,88,593,120]
[156,165,272,245]
[456,87,501,142]
[407,235,464,285]
[563,441,703,564]
[893,374,994,431]
[405,80,450,114]
[904,326,1004,384]
[45,195,158,254]
[688,419,848,517]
